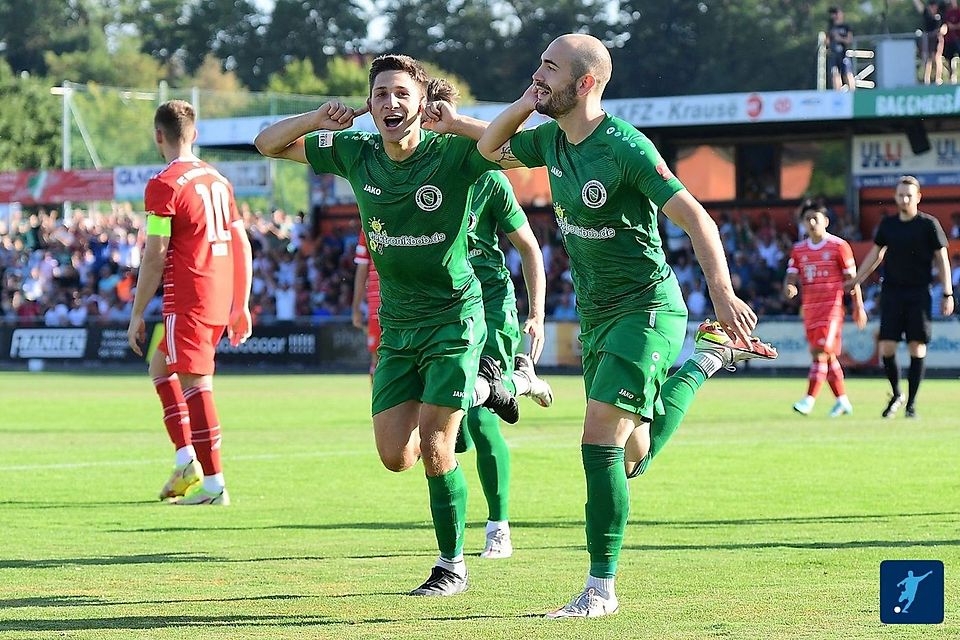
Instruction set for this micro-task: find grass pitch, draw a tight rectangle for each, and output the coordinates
[0,372,957,639]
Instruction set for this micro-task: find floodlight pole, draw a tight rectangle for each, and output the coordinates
[62,81,72,222]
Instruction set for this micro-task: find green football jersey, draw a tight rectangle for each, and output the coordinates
[510,114,685,321]
[467,171,526,309]
[305,129,499,328]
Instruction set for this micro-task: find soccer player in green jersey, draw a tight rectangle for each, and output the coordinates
[427,78,553,560]
[478,34,778,617]
[255,54,521,597]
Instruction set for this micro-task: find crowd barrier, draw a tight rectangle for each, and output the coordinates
[2,318,958,372]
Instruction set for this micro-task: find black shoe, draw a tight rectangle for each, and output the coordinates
[409,566,468,596]
[904,405,918,419]
[478,356,519,424]
[882,393,904,418]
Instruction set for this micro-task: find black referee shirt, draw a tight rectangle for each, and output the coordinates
[874,212,948,288]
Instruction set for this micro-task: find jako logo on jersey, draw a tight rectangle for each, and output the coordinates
[415,185,443,211]
[581,180,607,208]
[551,166,563,177]
[363,184,381,196]
[618,388,635,400]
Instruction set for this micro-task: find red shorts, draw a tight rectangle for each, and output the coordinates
[367,314,381,353]
[805,316,843,356]
[158,313,226,375]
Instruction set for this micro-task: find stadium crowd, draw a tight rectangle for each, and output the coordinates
[2,201,958,326]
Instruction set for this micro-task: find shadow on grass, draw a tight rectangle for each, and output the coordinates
[109,511,960,535]
[0,552,223,569]
[0,594,312,608]
[0,500,152,509]
[0,612,536,632]
[622,538,960,552]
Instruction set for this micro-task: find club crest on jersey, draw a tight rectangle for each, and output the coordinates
[415,185,443,212]
[581,180,607,208]
[467,211,478,232]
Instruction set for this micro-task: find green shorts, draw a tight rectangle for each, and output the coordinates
[372,310,486,415]
[481,300,521,393]
[580,308,688,420]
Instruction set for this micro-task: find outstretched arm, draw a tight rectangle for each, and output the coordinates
[662,190,757,344]
[228,222,253,346]
[421,101,489,140]
[936,246,955,316]
[477,84,540,169]
[846,244,885,290]
[352,262,369,330]
[127,231,168,355]
[506,222,547,362]
[254,100,370,163]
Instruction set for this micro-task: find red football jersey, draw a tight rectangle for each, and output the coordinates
[144,158,241,325]
[787,234,856,324]
[354,232,381,321]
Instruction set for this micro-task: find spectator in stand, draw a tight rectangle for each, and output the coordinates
[950,211,960,239]
[685,280,709,318]
[944,0,960,82]
[827,7,856,91]
[915,0,946,85]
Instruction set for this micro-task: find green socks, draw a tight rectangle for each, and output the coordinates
[582,444,628,579]
[646,359,707,466]
[427,465,468,560]
[466,406,510,522]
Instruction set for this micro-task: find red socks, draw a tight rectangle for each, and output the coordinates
[827,359,846,398]
[183,384,222,475]
[806,362,827,398]
[153,374,190,450]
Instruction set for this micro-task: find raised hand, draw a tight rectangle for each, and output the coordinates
[316,100,369,131]
[422,101,457,134]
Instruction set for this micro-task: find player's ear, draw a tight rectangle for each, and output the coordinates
[154,128,164,146]
[577,74,597,96]
[190,128,198,144]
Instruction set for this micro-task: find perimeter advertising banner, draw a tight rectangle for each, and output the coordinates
[0,170,114,204]
[853,85,960,118]
[851,132,960,187]
[113,161,272,199]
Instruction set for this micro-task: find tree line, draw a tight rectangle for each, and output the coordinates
[0,0,920,170]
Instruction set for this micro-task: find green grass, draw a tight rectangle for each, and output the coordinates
[0,372,957,639]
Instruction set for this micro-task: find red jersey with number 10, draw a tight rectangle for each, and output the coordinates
[144,158,241,325]
[786,233,856,323]
[354,232,381,321]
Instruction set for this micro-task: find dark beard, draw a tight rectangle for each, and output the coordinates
[535,81,577,118]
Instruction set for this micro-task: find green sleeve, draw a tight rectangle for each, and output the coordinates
[304,130,366,178]
[449,134,500,180]
[620,134,685,208]
[508,125,548,169]
[485,172,527,234]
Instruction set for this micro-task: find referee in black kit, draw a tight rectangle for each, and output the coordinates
[847,175,955,419]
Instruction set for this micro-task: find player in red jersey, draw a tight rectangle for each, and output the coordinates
[127,100,253,505]
[785,205,866,417]
[351,231,381,377]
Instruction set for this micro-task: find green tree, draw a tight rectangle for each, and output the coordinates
[257,0,369,90]
[0,0,91,76]
[267,58,329,95]
[0,60,61,169]
[325,56,369,97]
[44,33,164,88]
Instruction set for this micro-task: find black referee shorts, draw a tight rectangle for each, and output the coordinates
[878,287,932,343]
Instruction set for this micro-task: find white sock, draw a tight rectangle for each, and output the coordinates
[837,394,849,404]
[472,377,490,407]
[690,351,724,377]
[202,473,225,493]
[805,395,816,403]
[485,520,509,536]
[175,445,196,466]
[512,371,531,397]
[437,555,466,577]
[586,574,616,598]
